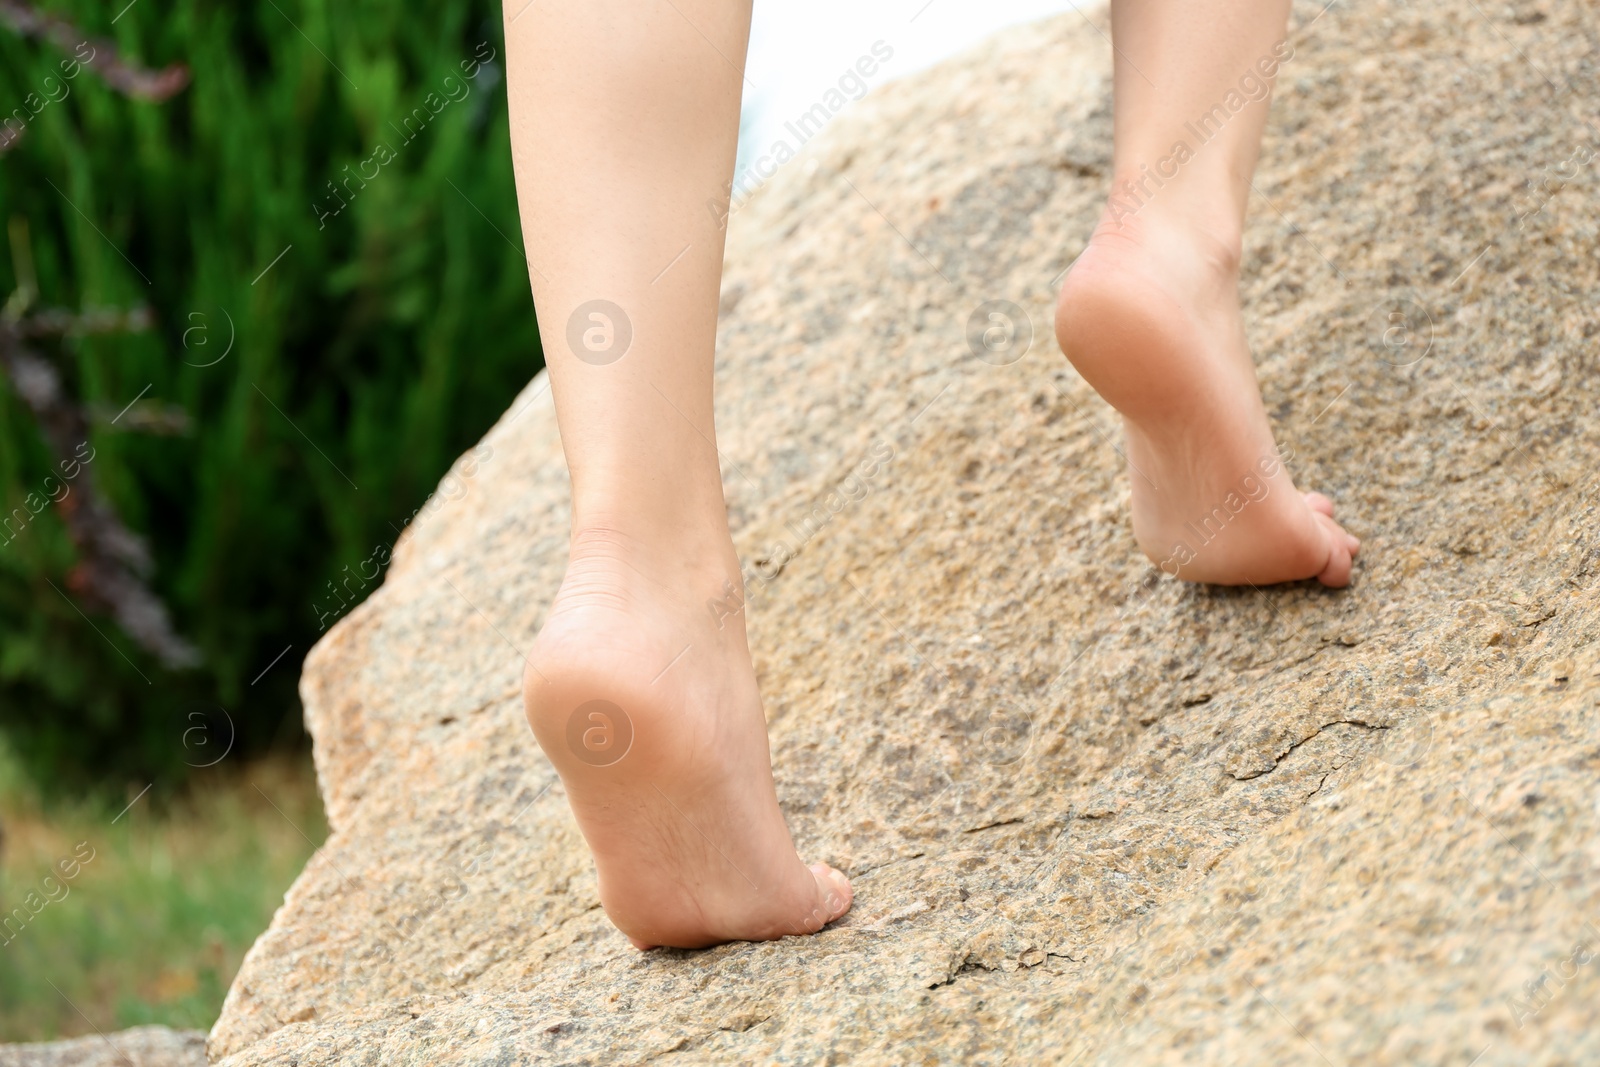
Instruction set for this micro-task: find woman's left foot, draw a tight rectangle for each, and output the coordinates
[1055,206,1360,587]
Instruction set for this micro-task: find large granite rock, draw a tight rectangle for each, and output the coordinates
[0,1027,207,1067]
[209,1,1600,1063]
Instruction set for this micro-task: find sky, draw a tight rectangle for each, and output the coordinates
[737,0,1081,180]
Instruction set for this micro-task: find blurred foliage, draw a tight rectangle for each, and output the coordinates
[0,741,326,1039]
[0,0,542,791]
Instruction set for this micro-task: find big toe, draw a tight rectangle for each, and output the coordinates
[1312,511,1355,588]
[809,862,854,925]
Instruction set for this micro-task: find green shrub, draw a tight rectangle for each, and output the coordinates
[0,0,543,791]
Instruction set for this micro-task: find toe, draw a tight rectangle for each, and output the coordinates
[1302,490,1335,518]
[809,861,854,923]
[1312,512,1354,588]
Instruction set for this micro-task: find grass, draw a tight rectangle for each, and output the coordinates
[0,742,326,1043]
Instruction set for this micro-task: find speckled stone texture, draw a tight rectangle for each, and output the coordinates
[209,1,1600,1064]
[0,1027,207,1067]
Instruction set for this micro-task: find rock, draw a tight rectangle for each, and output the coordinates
[211,2,1600,1064]
[0,1027,207,1067]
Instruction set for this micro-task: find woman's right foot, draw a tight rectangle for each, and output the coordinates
[523,526,852,950]
[1055,207,1360,587]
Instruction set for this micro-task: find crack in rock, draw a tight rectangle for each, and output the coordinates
[1229,718,1387,782]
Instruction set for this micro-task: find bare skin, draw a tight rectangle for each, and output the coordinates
[506,0,1356,952]
[526,529,849,948]
[507,0,849,950]
[1056,0,1359,586]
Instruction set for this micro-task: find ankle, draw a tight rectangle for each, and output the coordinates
[1097,165,1242,257]
[1086,201,1243,304]
[565,518,740,602]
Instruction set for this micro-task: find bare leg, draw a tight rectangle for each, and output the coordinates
[506,0,850,948]
[1056,0,1360,586]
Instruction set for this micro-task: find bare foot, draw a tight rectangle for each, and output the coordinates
[523,526,852,949]
[1055,208,1360,587]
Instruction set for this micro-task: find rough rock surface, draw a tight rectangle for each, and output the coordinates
[211,1,1600,1063]
[0,1027,207,1067]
